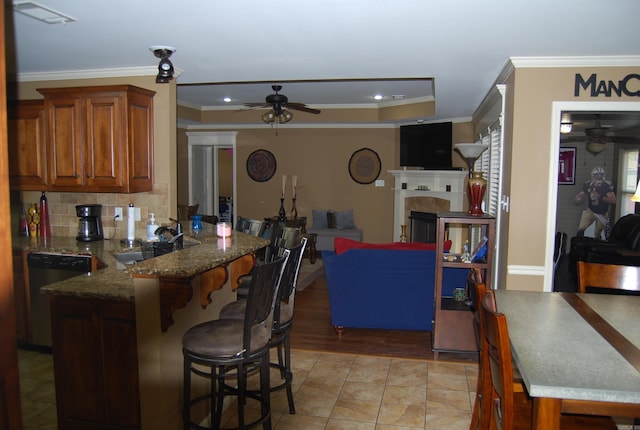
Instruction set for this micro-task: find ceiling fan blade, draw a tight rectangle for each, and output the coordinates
[560,136,586,143]
[287,103,321,114]
[244,102,270,108]
[610,136,640,144]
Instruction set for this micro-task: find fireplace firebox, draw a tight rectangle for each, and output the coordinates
[409,211,437,243]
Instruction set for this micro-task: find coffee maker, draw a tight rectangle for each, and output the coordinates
[76,204,104,241]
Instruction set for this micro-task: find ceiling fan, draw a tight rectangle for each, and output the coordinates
[561,114,640,155]
[244,85,321,124]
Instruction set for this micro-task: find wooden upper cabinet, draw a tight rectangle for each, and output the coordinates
[38,85,155,193]
[7,100,48,190]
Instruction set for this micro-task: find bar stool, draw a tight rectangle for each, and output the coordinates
[219,238,307,414]
[182,252,289,430]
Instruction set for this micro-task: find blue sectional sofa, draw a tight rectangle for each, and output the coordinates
[321,241,469,335]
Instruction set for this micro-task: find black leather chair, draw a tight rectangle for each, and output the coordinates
[568,214,640,275]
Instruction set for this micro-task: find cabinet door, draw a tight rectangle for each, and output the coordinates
[126,89,154,192]
[8,100,48,189]
[45,96,85,189]
[84,93,126,191]
[50,296,140,429]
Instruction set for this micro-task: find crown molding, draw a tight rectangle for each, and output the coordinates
[509,55,640,68]
[15,66,184,82]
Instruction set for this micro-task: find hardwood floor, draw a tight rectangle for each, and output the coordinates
[291,273,621,430]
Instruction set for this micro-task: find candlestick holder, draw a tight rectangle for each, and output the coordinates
[278,198,287,221]
[400,224,407,243]
[290,198,298,219]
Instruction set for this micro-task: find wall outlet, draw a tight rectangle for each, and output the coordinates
[114,207,123,221]
[134,207,141,221]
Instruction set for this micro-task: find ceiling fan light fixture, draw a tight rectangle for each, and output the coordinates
[262,110,276,123]
[586,141,607,155]
[279,109,293,123]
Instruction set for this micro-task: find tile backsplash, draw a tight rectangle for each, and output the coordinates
[13,183,170,240]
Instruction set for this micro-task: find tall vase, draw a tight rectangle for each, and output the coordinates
[468,171,487,216]
[400,224,407,243]
[290,198,298,219]
[278,198,287,221]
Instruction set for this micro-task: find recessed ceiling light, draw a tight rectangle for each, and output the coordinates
[374,94,383,100]
[223,97,232,103]
[14,1,76,24]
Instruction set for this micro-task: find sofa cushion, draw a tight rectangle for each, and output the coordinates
[334,237,452,255]
[312,209,328,229]
[333,209,356,229]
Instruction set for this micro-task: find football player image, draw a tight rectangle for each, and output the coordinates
[574,166,616,239]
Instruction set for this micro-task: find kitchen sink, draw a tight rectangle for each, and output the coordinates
[112,238,201,264]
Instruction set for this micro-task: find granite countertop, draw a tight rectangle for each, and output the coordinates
[14,224,268,302]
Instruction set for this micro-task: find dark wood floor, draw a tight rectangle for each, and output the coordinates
[291,272,621,430]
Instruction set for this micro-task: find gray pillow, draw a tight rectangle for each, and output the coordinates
[335,209,356,229]
[312,209,328,229]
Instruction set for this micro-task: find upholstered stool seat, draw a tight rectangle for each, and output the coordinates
[182,319,270,359]
[182,253,289,430]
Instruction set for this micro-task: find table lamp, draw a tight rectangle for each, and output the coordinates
[454,143,490,216]
[632,180,640,202]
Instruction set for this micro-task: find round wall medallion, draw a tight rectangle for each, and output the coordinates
[246,149,277,182]
[348,148,382,184]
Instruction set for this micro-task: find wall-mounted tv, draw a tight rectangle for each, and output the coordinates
[400,122,453,169]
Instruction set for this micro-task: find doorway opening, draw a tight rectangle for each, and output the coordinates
[186,131,237,224]
[547,102,640,291]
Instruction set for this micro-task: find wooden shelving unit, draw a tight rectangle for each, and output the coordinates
[432,211,495,358]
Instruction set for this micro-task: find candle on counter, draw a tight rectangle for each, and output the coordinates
[216,222,232,237]
[282,175,287,198]
[217,237,231,250]
[292,175,297,198]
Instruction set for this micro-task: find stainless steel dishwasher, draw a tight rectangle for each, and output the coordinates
[28,252,93,348]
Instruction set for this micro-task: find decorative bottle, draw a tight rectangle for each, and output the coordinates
[18,204,29,236]
[39,191,51,238]
[28,203,39,238]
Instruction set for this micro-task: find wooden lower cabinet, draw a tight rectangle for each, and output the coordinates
[50,296,140,430]
[12,250,29,343]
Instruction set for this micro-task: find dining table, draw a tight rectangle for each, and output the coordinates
[494,290,640,430]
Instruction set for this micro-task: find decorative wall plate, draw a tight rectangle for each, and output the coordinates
[246,149,277,182]
[348,148,381,184]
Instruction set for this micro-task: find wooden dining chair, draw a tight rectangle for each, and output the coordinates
[468,269,524,430]
[481,290,516,430]
[576,261,640,294]
[481,289,623,430]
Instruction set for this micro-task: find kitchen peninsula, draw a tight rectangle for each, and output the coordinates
[29,227,268,430]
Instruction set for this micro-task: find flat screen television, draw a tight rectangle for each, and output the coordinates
[400,122,453,169]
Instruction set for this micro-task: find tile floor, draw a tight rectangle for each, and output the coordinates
[19,347,475,430]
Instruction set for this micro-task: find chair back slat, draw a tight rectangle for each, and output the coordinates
[481,290,515,430]
[577,261,640,294]
[273,237,307,330]
[243,251,289,353]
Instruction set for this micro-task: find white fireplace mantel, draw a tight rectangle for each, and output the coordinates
[389,170,467,250]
